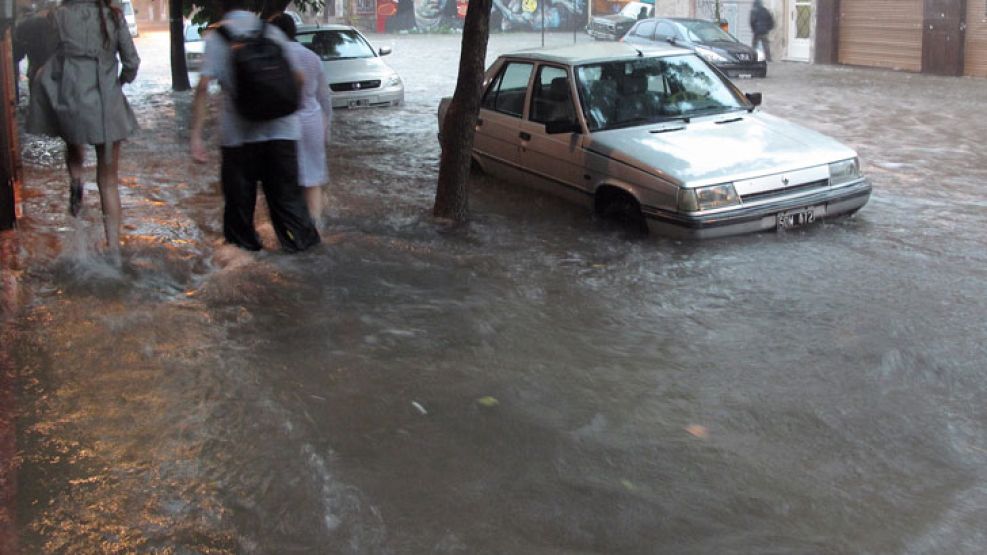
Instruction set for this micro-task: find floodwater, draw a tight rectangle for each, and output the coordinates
[2,30,987,554]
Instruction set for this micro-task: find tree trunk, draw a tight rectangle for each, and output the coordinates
[169,0,191,91]
[432,0,492,224]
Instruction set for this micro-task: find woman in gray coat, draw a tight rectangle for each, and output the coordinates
[27,0,140,260]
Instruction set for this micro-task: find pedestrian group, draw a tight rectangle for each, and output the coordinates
[22,0,333,262]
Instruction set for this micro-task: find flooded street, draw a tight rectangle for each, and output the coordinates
[2,29,987,553]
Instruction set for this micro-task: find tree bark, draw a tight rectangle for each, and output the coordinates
[432,0,492,224]
[169,0,191,91]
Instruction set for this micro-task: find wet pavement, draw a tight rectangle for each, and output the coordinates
[1,29,987,554]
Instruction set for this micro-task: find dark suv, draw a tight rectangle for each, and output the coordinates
[623,18,767,78]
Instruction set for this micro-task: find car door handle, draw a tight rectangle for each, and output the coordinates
[519,132,531,140]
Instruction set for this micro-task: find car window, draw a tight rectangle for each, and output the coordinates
[632,21,656,39]
[654,21,677,40]
[297,30,377,60]
[529,65,575,124]
[482,62,533,118]
[575,54,746,131]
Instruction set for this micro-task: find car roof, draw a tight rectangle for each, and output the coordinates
[646,17,719,25]
[296,24,359,33]
[505,42,691,65]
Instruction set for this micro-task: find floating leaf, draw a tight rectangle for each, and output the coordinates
[476,396,500,408]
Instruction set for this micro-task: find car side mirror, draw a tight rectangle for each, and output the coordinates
[666,36,677,45]
[545,120,581,134]
[745,92,762,106]
[379,46,392,56]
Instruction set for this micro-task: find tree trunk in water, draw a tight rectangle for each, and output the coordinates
[432,0,492,224]
[169,0,191,91]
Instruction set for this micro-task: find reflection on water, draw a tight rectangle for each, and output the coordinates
[3,31,987,553]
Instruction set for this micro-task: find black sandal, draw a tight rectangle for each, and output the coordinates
[69,179,83,217]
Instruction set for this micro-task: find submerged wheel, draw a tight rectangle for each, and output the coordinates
[595,187,648,234]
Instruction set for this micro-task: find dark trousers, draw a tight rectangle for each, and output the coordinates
[221,140,320,253]
[752,34,772,62]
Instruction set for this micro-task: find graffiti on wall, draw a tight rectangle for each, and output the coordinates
[377,0,585,32]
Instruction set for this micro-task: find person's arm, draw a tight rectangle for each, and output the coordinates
[191,31,223,163]
[115,12,140,84]
[190,75,212,163]
[315,64,332,130]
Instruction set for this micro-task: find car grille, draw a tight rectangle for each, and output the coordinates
[591,21,615,32]
[741,179,829,202]
[734,53,752,62]
[331,80,381,92]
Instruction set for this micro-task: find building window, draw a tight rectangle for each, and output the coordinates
[356,0,375,15]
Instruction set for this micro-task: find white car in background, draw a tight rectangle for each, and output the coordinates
[439,42,871,239]
[120,0,138,37]
[183,24,208,71]
[295,25,404,109]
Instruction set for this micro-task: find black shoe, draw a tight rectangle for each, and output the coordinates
[69,180,83,217]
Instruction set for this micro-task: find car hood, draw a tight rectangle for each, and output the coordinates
[185,40,204,54]
[586,112,857,186]
[323,57,395,84]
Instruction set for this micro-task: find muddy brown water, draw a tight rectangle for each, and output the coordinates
[1,30,986,554]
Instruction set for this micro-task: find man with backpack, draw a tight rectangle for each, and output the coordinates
[750,0,774,62]
[189,0,320,253]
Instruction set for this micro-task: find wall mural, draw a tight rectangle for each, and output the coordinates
[377,0,586,32]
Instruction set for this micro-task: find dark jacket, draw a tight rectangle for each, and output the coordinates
[750,4,774,35]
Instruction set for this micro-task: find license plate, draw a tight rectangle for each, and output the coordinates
[348,99,370,108]
[776,208,815,230]
[737,73,752,79]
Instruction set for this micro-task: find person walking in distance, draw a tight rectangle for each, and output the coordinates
[26,0,140,262]
[189,0,320,253]
[750,0,774,62]
[270,14,332,227]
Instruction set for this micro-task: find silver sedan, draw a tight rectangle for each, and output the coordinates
[439,43,870,239]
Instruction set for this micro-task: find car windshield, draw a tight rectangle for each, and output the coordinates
[184,26,203,42]
[575,54,747,132]
[619,2,648,17]
[678,20,737,43]
[298,30,376,60]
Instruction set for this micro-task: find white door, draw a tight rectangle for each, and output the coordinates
[787,0,813,61]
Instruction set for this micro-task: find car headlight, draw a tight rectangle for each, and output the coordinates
[678,183,741,212]
[829,158,861,185]
[756,49,766,62]
[386,73,402,87]
[695,47,728,63]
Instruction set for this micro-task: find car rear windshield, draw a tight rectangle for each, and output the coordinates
[575,54,747,132]
[298,30,376,60]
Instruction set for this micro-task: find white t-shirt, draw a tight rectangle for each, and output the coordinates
[201,10,301,147]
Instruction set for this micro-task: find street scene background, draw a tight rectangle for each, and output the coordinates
[2,29,987,553]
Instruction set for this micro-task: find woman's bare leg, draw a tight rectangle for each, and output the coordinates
[66,143,85,216]
[94,142,122,258]
[304,186,323,227]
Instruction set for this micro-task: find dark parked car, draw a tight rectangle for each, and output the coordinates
[588,1,653,41]
[623,17,767,78]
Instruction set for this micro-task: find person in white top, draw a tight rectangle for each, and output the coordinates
[270,13,332,227]
[188,0,320,253]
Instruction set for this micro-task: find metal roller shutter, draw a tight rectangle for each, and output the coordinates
[966,0,987,76]
[838,0,923,71]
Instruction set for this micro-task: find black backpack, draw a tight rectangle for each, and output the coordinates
[215,21,299,121]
